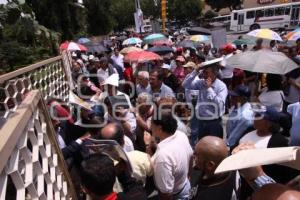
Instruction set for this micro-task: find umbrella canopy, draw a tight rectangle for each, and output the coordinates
[86,44,109,53]
[143,33,167,44]
[78,38,91,44]
[189,35,209,42]
[247,29,282,41]
[177,40,203,49]
[124,51,162,63]
[152,39,173,46]
[122,37,142,46]
[233,38,255,45]
[147,46,174,55]
[285,27,300,40]
[225,49,299,74]
[188,27,211,35]
[120,46,143,55]
[60,41,87,51]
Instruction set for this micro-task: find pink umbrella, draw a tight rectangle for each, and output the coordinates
[60,41,87,51]
[152,39,173,46]
[124,51,162,63]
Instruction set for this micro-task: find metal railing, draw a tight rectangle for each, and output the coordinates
[0,90,77,200]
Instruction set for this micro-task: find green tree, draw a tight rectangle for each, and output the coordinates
[25,0,81,40]
[168,0,203,22]
[83,0,115,35]
[205,0,242,12]
[110,0,135,31]
[203,10,218,19]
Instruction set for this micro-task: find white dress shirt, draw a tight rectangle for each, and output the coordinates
[151,131,193,194]
[111,54,124,71]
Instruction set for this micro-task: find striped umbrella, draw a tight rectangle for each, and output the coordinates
[189,35,209,42]
[143,33,167,44]
[122,37,142,46]
[60,41,87,51]
[124,51,162,63]
[247,29,282,41]
[285,28,300,41]
[120,46,143,55]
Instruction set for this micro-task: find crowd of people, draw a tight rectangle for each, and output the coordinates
[50,32,300,200]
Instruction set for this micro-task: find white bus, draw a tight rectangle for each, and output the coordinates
[209,15,231,28]
[230,2,300,32]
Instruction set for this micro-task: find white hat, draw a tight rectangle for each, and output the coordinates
[88,55,95,60]
[161,63,171,70]
[200,57,224,68]
[102,73,119,87]
[71,52,77,57]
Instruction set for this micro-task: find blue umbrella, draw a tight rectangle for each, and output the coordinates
[143,33,167,44]
[86,44,109,53]
[78,38,91,44]
[122,37,142,46]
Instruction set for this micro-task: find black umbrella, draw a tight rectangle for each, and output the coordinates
[147,46,174,55]
[177,40,197,49]
[188,27,211,35]
[86,44,109,53]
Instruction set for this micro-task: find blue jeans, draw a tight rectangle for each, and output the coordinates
[173,181,191,200]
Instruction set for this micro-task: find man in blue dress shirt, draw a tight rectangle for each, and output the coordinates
[183,58,228,145]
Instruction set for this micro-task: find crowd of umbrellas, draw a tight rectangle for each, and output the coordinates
[60,27,300,76]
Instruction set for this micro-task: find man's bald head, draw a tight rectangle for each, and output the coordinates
[194,136,228,175]
[100,123,124,146]
[252,184,300,200]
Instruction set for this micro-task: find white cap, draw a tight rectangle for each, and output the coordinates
[71,52,77,57]
[161,63,171,70]
[101,73,119,87]
[88,55,95,60]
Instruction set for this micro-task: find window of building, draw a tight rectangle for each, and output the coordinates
[247,11,255,19]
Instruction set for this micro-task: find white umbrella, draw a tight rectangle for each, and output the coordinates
[225,50,299,74]
[247,29,283,41]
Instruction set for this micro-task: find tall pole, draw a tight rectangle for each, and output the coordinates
[134,0,143,33]
[161,0,167,33]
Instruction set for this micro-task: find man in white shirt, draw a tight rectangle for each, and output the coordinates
[145,111,193,200]
[97,57,117,85]
[111,48,124,71]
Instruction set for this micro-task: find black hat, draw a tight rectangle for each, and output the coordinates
[229,85,251,98]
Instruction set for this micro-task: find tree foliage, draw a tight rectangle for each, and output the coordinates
[168,0,203,22]
[205,0,243,12]
[0,1,59,72]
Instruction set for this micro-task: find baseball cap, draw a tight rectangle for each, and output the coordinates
[161,63,171,70]
[229,85,251,98]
